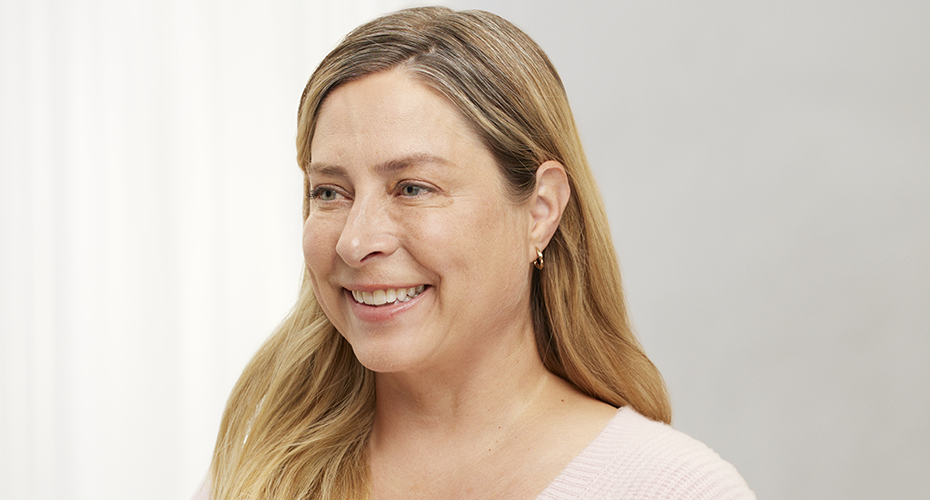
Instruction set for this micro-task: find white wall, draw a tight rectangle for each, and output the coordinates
[0,1,410,499]
[1,1,927,499]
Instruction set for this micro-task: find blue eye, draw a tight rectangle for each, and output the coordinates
[311,187,339,201]
[401,184,422,197]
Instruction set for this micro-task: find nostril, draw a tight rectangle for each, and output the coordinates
[359,249,384,263]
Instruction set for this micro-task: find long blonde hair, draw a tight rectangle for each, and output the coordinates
[210,6,670,499]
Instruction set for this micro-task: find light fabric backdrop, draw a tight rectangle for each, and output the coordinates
[1,1,928,499]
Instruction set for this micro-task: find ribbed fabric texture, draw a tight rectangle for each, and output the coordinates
[535,407,756,500]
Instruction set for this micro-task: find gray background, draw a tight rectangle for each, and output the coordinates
[443,0,930,498]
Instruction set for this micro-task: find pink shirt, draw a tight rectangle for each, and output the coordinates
[193,407,756,499]
[536,406,756,499]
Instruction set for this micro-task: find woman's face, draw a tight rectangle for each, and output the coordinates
[304,69,536,375]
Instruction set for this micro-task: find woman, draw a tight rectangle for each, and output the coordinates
[198,6,755,500]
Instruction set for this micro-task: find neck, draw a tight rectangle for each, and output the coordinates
[366,321,619,500]
[370,323,559,449]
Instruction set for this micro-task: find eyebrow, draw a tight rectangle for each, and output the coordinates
[308,153,451,177]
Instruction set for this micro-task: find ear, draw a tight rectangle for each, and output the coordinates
[529,160,570,252]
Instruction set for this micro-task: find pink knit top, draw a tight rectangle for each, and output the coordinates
[535,406,756,499]
[193,407,755,500]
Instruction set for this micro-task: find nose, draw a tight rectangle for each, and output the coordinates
[335,195,397,267]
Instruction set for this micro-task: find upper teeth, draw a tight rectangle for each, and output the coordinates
[351,285,425,306]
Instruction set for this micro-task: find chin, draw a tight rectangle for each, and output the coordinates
[344,336,434,375]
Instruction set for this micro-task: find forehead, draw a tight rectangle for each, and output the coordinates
[310,69,487,167]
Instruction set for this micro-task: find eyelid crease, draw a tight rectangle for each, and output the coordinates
[309,184,350,202]
[394,179,440,197]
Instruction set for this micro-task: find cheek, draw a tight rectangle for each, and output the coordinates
[301,220,315,267]
[302,216,349,327]
[302,216,339,277]
[442,205,528,280]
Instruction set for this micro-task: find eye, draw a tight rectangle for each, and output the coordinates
[401,184,422,197]
[397,182,432,198]
[310,186,342,201]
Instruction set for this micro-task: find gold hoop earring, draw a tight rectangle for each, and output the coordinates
[533,247,544,270]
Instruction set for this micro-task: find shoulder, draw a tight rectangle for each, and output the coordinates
[605,408,756,499]
[539,407,756,500]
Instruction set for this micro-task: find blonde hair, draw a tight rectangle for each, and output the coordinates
[210,6,670,499]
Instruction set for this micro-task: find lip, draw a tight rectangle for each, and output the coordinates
[343,285,429,322]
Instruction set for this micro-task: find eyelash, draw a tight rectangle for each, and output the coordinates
[396,181,432,197]
[308,186,344,202]
[308,182,433,202]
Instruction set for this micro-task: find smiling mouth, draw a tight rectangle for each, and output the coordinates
[350,285,427,306]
